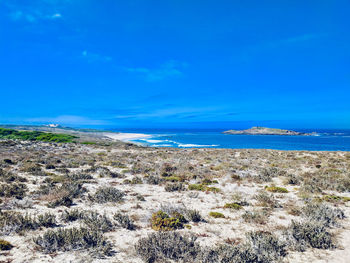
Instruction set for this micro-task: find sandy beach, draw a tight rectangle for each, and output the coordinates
[103,132,152,142]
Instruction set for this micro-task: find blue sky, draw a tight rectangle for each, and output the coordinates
[0,0,349,129]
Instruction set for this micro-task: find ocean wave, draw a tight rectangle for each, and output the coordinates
[177,143,219,148]
[140,139,164,143]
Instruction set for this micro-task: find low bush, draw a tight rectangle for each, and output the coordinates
[37,213,57,228]
[197,231,286,263]
[33,227,113,257]
[67,173,93,181]
[165,182,185,192]
[302,203,345,227]
[0,183,28,199]
[184,209,203,222]
[0,171,27,183]
[242,209,270,225]
[284,220,334,251]
[254,191,281,208]
[284,174,300,185]
[47,183,86,208]
[244,231,287,262]
[114,212,135,230]
[151,211,185,231]
[136,194,146,201]
[89,186,124,203]
[82,211,114,233]
[0,211,56,235]
[146,175,163,185]
[135,231,200,263]
[0,239,13,250]
[254,167,283,183]
[61,209,83,222]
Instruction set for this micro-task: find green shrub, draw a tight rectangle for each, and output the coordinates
[151,211,184,231]
[209,212,225,218]
[189,184,206,191]
[0,128,77,143]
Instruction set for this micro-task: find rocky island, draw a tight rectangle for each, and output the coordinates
[223,126,313,136]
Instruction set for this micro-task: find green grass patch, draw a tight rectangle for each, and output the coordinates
[265,186,288,193]
[317,195,350,203]
[81,141,97,145]
[209,211,225,218]
[201,179,218,185]
[224,202,242,210]
[188,184,220,193]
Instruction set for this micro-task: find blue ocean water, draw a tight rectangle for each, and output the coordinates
[110,129,350,151]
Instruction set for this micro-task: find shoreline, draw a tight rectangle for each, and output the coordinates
[103,132,152,142]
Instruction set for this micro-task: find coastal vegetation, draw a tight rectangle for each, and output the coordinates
[0,127,77,143]
[0,133,349,262]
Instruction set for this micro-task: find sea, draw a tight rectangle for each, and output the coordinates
[110,128,350,151]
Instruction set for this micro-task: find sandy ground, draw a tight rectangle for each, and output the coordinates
[1,141,350,263]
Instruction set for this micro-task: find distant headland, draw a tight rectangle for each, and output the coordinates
[223,126,315,136]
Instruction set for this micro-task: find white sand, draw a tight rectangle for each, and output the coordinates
[104,132,152,142]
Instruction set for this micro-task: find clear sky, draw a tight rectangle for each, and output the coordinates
[1,0,349,129]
